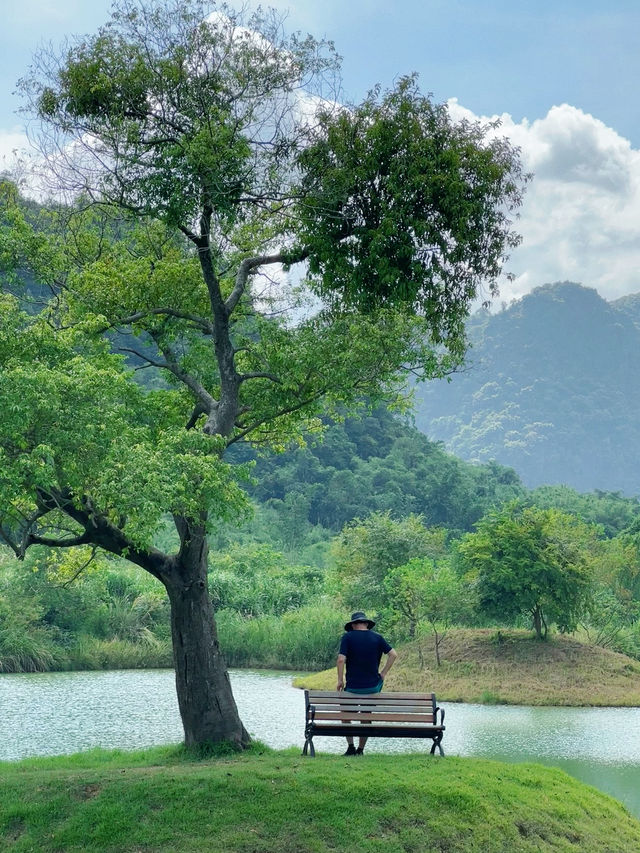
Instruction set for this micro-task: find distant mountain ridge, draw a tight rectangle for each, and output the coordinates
[413,281,640,495]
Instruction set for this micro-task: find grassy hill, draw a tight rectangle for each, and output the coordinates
[294,629,640,706]
[2,746,640,852]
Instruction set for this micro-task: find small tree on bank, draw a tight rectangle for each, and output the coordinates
[384,555,471,666]
[0,0,527,746]
[456,503,595,640]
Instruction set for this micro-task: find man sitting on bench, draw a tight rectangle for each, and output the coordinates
[337,611,398,756]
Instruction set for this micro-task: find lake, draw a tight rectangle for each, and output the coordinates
[1,668,639,819]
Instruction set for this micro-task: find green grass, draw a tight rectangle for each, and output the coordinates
[0,636,174,674]
[216,604,345,670]
[66,636,173,671]
[0,626,62,673]
[295,629,640,706]
[1,746,639,852]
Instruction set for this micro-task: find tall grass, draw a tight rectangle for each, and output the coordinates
[612,620,640,660]
[0,597,65,673]
[0,635,173,674]
[67,635,173,670]
[0,626,63,673]
[217,603,344,670]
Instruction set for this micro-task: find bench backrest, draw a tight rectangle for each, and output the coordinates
[305,690,438,726]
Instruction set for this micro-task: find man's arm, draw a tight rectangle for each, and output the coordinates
[380,648,397,681]
[337,653,346,691]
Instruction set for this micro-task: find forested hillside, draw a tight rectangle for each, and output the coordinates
[413,281,640,494]
[233,406,526,537]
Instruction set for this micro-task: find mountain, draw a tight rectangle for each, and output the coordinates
[413,281,640,494]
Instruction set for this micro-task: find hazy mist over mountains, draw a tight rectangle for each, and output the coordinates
[413,282,640,496]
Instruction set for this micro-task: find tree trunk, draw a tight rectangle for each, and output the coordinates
[532,605,547,640]
[164,521,250,747]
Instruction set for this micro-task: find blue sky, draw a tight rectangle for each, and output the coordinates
[2,0,640,304]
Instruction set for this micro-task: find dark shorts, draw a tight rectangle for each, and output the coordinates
[345,677,383,695]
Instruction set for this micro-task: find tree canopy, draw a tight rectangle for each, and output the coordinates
[456,502,596,639]
[1,0,527,746]
[329,512,447,611]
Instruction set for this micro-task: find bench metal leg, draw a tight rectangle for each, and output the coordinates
[430,734,445,756]
[302,737,315,757]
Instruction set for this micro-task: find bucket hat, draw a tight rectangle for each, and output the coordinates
[344,611,376,631]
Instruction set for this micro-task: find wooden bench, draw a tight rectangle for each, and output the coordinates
[303,690,445,756]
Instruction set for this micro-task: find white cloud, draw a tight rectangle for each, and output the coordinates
[7,77,640,307]
[0,127,30,171]
[448,99,640,304]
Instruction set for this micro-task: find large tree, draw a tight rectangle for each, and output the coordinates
[0,0,526,746]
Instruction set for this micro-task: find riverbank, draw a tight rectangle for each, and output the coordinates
[294,629,640,706]
[2,745,640,852]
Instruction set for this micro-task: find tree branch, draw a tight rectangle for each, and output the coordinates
[226,249,308,314]
[153,339,218,415]
[0,524,23,559]
[178,224,200,244]
[110,308,214,335]
[31,489,170,582]
[0,504,68,559]
[238,371,282,384]
[29,532,92,549]
[117,347,166,368]
[229,387,328,444]
[59,546,100,588]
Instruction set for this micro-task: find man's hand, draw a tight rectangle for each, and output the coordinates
[380,648,398,681]
[337,653,346,692]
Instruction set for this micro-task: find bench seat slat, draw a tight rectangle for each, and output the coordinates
[309,698,433,707]
[312,711,435,723]
[310,725,444,738]
[312,722,444,730]
[308,691,433,701]
[312,703,433,714]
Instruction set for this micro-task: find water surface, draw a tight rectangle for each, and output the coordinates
[1,669,638,818]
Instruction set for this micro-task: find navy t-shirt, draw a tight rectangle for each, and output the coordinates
[339,630,392,689]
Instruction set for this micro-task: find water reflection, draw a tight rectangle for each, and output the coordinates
[444,703,640,765]
[1,669,639,818]
[0,669,183,760]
